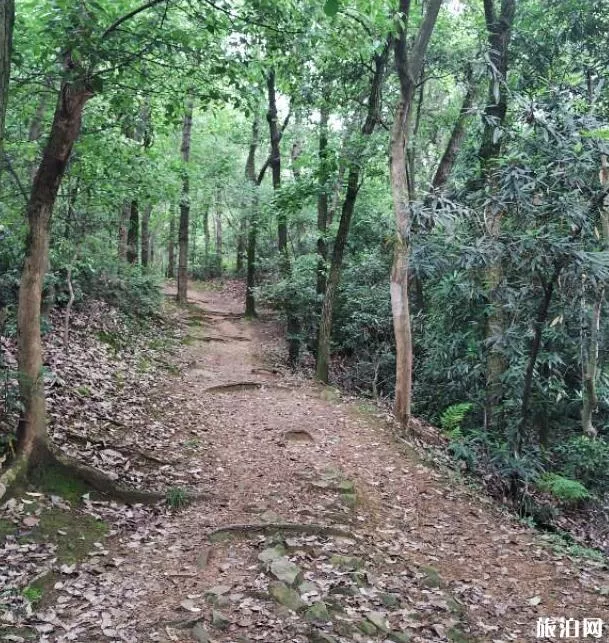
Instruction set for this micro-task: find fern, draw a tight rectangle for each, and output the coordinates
[537,473,591,503]
[440,402,473,434]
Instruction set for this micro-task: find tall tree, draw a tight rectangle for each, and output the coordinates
[390,0,444,425]
[315,42,389,383]
[177,95,194,305]
[0,0,13,155]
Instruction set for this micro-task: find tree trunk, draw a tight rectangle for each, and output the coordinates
[118,202,130,261]
[390,0,444,425]
[167,213,176,278]
[126,199,139,264]
[203,205,210,268]
[177,95,194,304]
[315,45,389,383]
[141,204,151,268]
[479,0,516,432]
[581,154,609,437]
[0,0,13,155]
[266,68,300,365]
[214,187,223,275]
[316,103,329,297]
[245,116,259,318]
[16,81,92,468]
[236,216,246,275]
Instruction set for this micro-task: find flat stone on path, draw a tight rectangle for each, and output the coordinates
[269,581,306,612]
[258,544,286,564]
[270,557,303,585]
[366,610,390,632]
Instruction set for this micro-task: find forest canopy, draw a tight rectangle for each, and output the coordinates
[2,0,609,520]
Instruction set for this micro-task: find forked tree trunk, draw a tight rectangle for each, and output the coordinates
[177,96,194,304]
[390,0,444,425]
[245,116,259,318]
[126,199,139,264]
[266,69,300,366]
[167,213,176,278]
[141,204,151,268]
[15,81,92,473]
[315,45,389,383]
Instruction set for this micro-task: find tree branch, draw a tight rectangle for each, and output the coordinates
[102,0,170,39]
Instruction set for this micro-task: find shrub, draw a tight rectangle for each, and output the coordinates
[552,436,609,496]
[536,473,591,504]
[440,402,473,435]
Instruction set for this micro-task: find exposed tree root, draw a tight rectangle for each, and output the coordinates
[194,335,251,343]
[51,449,209,505]
[207,522,356,541]
[204,381,289,394]
[63,429,181,465]
[0,444,207,506]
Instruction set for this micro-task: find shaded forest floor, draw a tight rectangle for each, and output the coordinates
[2,281,609,642]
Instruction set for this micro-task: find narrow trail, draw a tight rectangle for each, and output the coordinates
[48,283,609,642]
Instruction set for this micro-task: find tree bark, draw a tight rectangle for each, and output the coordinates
[126,199,139,264]
[236,216,246,275]
[390,0,444,425]
[141,204,152,268]
[266,69,300,365]
[316,102,329,298]
[167,212,176,278]
[214,187,223,275]
[0,0,13,155]
[315,44,389,383]
[479,0,516,432]
[177,95,194,305]
[16,80,92,467]
[245,116,259,318]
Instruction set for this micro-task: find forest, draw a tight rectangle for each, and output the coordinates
[1,0,609,641]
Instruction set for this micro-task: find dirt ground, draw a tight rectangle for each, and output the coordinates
[4,281,609,642]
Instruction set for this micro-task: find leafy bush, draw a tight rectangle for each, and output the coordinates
[552,436,609,496]
[537,473,591,504]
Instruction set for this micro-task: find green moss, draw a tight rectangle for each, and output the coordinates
[420,566,444,589]
[22,585,43,604]
[32,464,91,505]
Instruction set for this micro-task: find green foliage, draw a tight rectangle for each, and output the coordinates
[166,486,189,510]
[552,437,609,496]
[440,403,473,435]
[537,473,591,504]
[22,586,43,604]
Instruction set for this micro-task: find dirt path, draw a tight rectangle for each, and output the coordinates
[30,283,609,642]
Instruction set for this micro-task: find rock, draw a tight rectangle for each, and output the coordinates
[308,630,337,643]
[357,619,377,636]
[380,592,401,609]
[211,610,231,630]
[329,554,364,571]
[388,632,411,643]
[305,601,330,624]
[421,566,443,589]
[260,510,283,522]
[270,557,303,586]
[258,544,286,564]
[299,581,319,595]
[366,611,389,633]
[269,581,306,612]
[329,583,357,597]
[192,623,211,643]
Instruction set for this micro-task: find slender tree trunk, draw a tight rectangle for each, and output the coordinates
[236,217,246,275]
[141,204,152,268]
[266,69,300,365]
[177,96,194,304]
[0,0,13,155]
[245,116,259,318]
[315,45,389,383]
[118,203,130,261]
[390,0,444,425]
[316,103,329,298]
[126,199,139,264]
[167,213,176,278]
[519,264,562,440]
[214,187,223,275]
[16,81,92,467]
[203,205,210,268]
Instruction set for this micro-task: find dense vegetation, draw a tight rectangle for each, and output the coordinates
[1,0,609,524]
